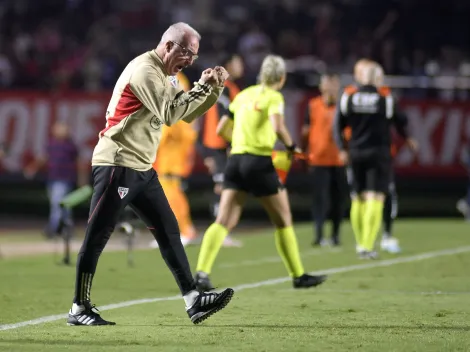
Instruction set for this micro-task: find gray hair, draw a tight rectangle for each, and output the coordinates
[160,22,201,44]
[259,55,286,86]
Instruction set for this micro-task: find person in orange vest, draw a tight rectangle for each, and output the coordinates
[302,73,348,246]
[152,122,198,247]
[200,53,244,247]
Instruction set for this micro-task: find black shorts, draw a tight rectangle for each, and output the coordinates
[347,162,396,195]
[223,153,282,197]
[349,156,392,194]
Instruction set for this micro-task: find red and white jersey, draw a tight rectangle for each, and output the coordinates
[92,50,223,171]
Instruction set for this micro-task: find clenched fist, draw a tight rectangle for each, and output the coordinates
[200,66,230,87]
[200,68,218,86]
[214,66,229,86]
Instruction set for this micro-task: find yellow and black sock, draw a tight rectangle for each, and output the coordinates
[196,223,228,274]
[362,200,384,251]
[350,199,364,248]
[275,226,305,278]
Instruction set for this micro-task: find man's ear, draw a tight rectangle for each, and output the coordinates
[165,41,173,53]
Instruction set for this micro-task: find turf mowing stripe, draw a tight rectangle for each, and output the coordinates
[292,288,470,295]
[219,248,343,268]
[1,245,470,331]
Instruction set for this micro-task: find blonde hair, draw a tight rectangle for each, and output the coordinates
[259,55,286,86]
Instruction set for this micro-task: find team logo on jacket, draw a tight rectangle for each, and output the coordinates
[150,116,163,130]
[118,187,129,199]
[168,75,179,87]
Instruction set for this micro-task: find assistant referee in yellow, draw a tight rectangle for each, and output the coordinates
[194,55,327,292]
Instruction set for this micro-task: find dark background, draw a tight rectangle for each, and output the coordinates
[0,0,469,224]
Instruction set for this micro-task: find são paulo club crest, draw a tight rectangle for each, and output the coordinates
[168,75,179,88]
[118,187,129,199]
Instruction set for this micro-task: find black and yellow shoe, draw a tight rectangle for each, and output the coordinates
[293,274,327,289]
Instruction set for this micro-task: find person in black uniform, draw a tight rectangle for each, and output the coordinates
[334,61,418,259]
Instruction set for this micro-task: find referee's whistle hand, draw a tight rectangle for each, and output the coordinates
[287,147,303,160]
[293,146,303,156]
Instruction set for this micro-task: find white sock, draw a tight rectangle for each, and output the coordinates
[183,290,199,309]
[71,303,85,314]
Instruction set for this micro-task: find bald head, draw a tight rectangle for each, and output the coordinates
[160,22,201,44]
[354,59,384,86]
[156,22,201,76]
[353,58,373,83]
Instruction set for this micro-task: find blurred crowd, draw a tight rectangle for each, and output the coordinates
[0,0,469,91]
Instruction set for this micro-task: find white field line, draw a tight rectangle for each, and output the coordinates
[1,245,470,331]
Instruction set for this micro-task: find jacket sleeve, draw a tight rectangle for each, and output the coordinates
[130,64,224,126]
[333,92,349,150]
[386,96,409,139]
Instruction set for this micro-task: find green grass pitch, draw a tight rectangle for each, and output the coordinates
[1,219,470,351]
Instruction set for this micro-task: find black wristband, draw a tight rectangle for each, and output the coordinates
[286,143,296,152]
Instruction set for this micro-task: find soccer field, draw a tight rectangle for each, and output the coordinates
[1,220,470,352]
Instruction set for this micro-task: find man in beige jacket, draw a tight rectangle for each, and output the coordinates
[67,22,233,326]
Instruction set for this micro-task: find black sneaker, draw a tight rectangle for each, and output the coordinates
[67,302,116,326]
[187,288,234,324]
[194,271,215,292]
[312,238,322,246]
[331,236,340,247]
[293,274,327,289]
